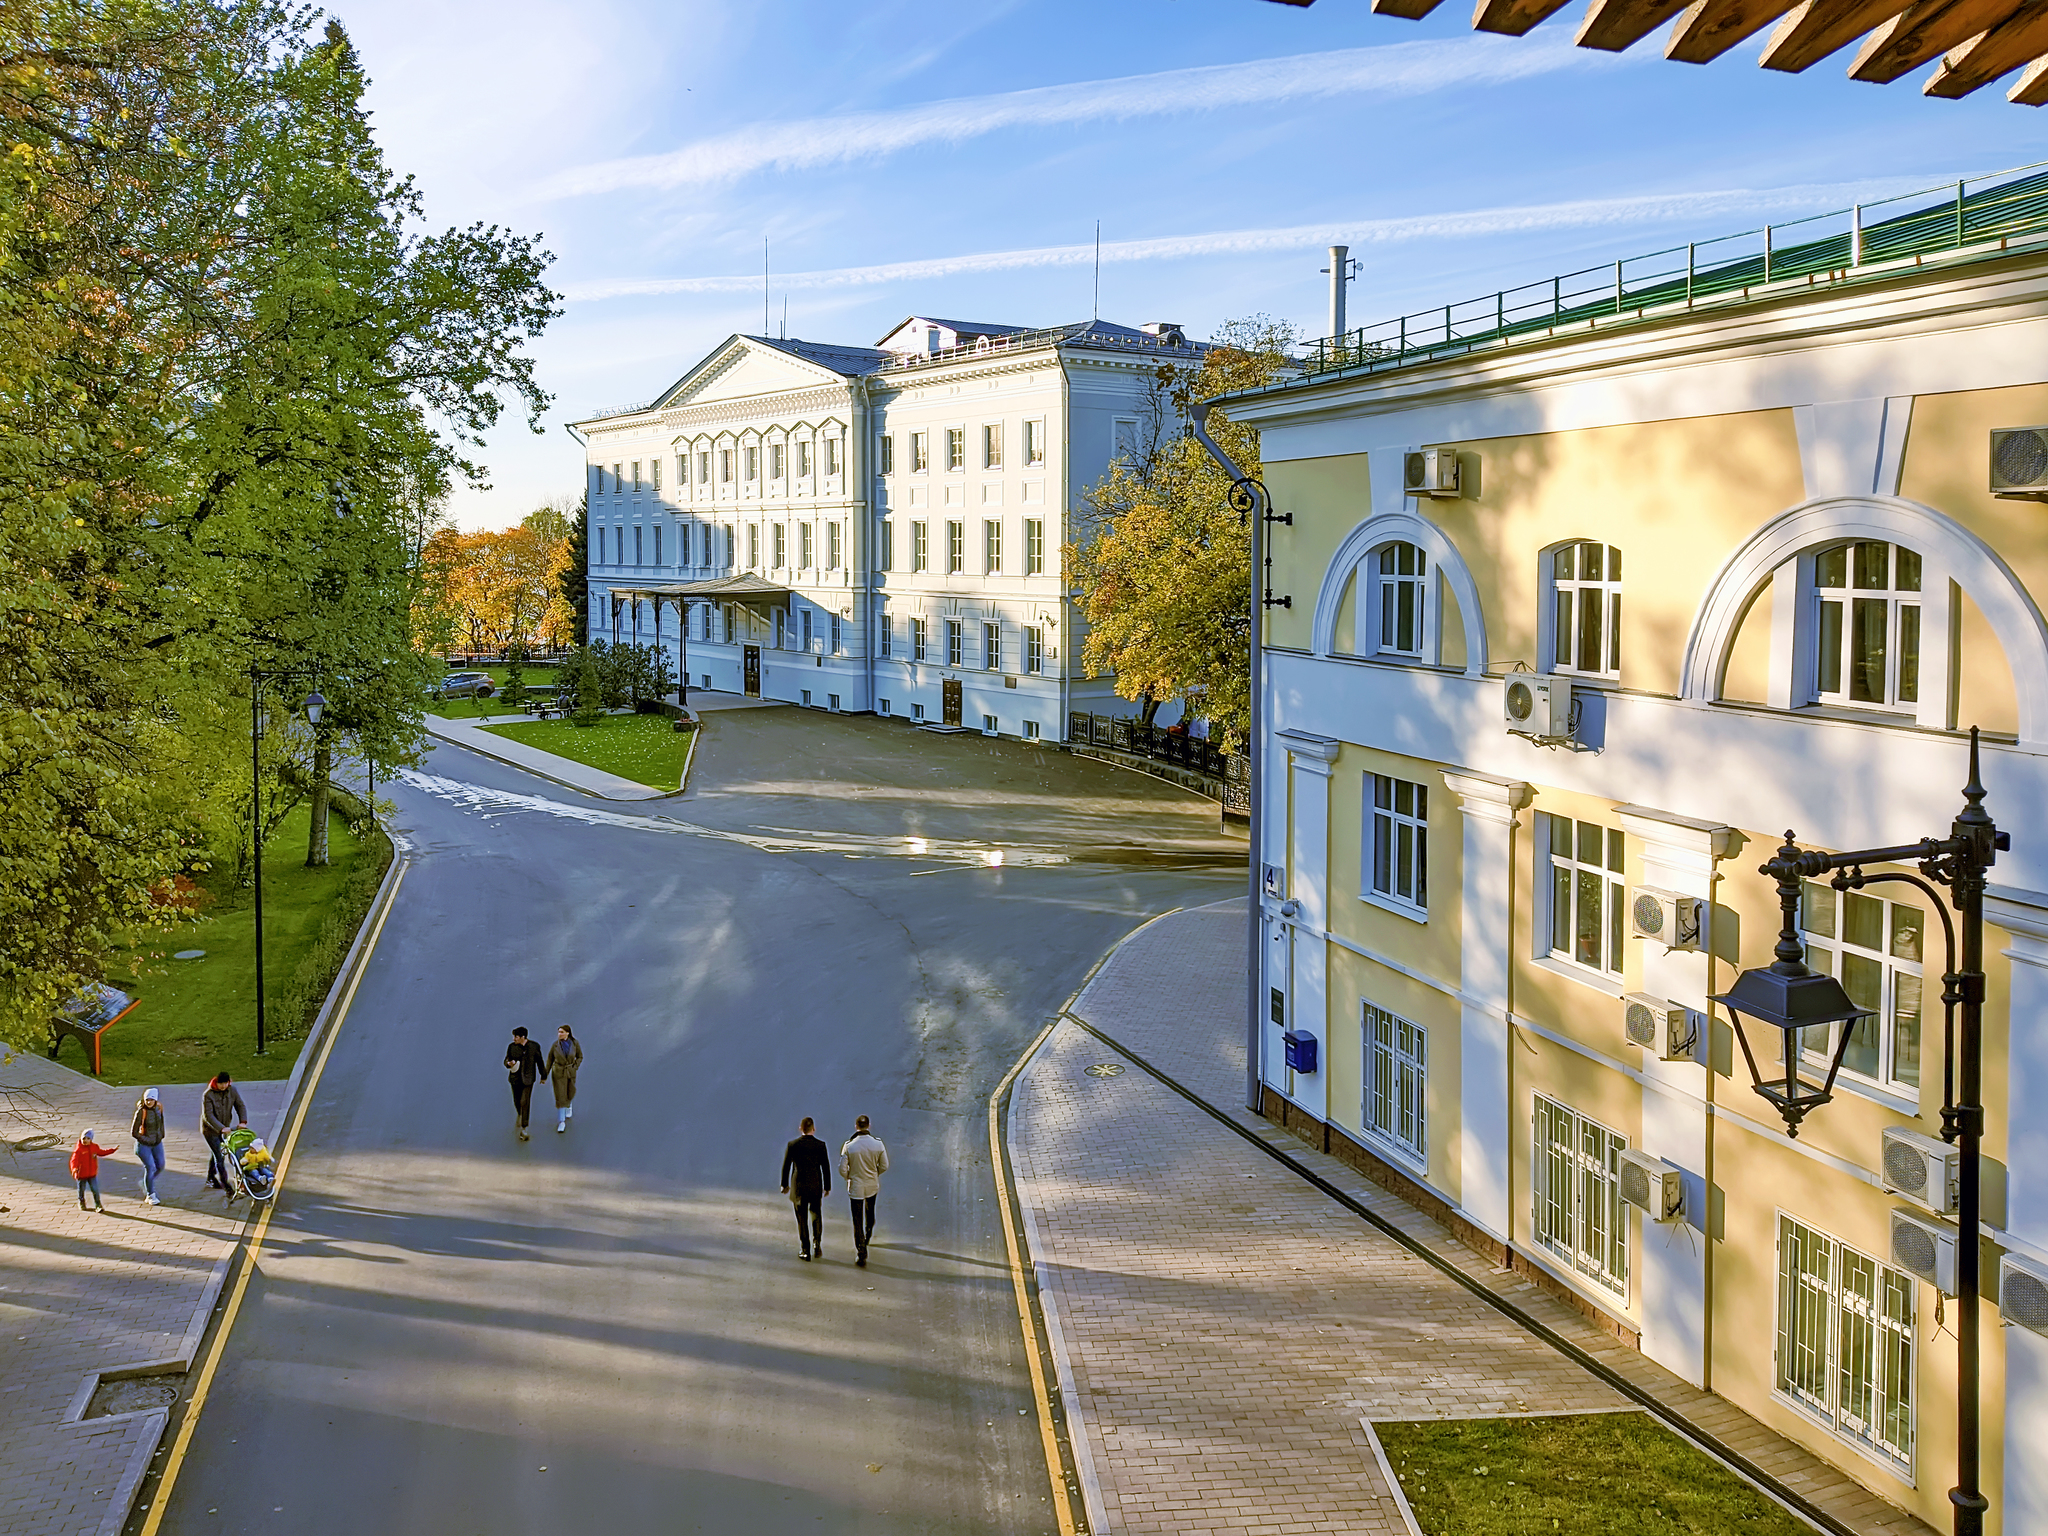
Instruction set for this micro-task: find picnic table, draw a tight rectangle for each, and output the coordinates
[51,982,138,1076]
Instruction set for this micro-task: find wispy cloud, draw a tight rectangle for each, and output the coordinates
[531,36,1604,201]
[561,179,1922,303]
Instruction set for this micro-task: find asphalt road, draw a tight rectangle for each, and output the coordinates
[148,712,1241,1535]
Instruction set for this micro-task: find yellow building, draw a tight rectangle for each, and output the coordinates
[1222,166,2048,1535]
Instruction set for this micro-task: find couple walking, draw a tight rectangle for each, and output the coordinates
[503,1026,582,1140]
[779,1115,889,1267]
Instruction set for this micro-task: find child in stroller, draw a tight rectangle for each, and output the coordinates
[222,1126,277,1202]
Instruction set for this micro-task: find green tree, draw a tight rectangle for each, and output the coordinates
[499,641,530,714]
[560,495,590,646]
[563,647,605,727]
[1068,318,1297,750]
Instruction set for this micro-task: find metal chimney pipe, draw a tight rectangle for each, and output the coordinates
[1328,244,1349,338]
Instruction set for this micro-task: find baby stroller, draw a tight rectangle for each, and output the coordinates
[221,1126,278,1204]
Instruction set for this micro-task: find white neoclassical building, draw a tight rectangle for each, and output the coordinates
[571,316,1198,737]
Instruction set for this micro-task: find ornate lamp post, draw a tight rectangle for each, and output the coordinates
[250,671,324,1057]
[1714,730,2007,1536]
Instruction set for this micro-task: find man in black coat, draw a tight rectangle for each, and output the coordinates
[504,1027,546,1142]
[779,1116,831,1261]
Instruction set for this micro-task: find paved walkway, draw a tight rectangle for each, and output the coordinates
[1008,898,1937,1536]
[0,1052,286,1536]
[422,714,668,800]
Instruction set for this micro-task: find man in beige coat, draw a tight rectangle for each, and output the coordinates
[838,1115,889,1269]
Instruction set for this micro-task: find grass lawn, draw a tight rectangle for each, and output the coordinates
[90,802,387,1086]
[1373,1413,1813,1536]
[426,663,560,720]
[486,712,694,791]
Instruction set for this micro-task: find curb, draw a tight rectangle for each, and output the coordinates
[80,834,412,1536]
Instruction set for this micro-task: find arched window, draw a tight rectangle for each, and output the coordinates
[1374,543,1428,659]
[1813,540,1921,709]
[1548,541,1621,678]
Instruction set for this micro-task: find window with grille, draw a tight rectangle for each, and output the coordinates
[1551,541,1621,677]
[983,423,1003,469]
[947,521,964,573]
[946,619,963,667]
[1026,519,1045,575]
[1026,627,1044,675]
[1533,1097,1627,1295]
[985,520,1003,574]
[1798,882,1923,1091]
[878,435,894,475]
[1546,816,1625,976]
[1367,774,1427,915]
[1363,1002,1426,1162]
[1374,543,1428,658]
[984,622,1000,671]
[912,617,927,661]
[912,432,930,472]
[946,428,965,470]
[1815,541,1921,710]
[912,521,928,573]
[1777,1215,1914,1472]
[1025,419,1045,466]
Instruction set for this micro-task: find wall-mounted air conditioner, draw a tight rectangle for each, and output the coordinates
[1990,427,2048,499]
[1504,675,1572,741]
[1890,1208,1957,1297]
[1617,1149,1685,1223]
[1880,1126,1960,1216]
[1622,993,1697,1062]
[2000,1255,2048,1339]
[1404,448,1460,498]
[1630,887,1702,950]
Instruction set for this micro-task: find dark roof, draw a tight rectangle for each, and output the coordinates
[744,335,892,375]
[873,315,1029,347]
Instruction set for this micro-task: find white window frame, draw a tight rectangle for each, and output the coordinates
[947,520,964,574]
[1797,880,1925,1098]
[946,618,963,667]
[827,522,842,571]
[1776,1213,1915,1475]
[946,427,965,472]
[984,621,1000,671]
[983,422,1003,470]
[1545,540,1621,679]
[1362,1001,1426,1165]
[1811,541,1923,713]
[1533,1096,1628,1298]
[798,522,813,570]
[796,439,812,479]
[770,442,785,481]
[879,520,894,572]
[877,434,894,476]
[1025,518,1045,575]
[984,519,1003,574]
[823,437,841,477]
[1365,773,1427,919]
[912,617,927,661]
[1364,542,1433,662]
[912,521,928,573]
[911,432,930,473]
[1542,814,1626,979]
[1025,626,1044,675]
[1024,418,1046,467]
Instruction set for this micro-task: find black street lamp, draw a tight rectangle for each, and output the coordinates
[1714,729,2007,1536]
[249,668,323,1057]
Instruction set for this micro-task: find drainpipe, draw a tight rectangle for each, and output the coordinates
[1188,398,1268,1114]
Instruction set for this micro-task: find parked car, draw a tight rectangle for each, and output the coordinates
[431,671,495,700]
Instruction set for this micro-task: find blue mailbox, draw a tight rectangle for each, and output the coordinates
[1282,1029,1318,1074]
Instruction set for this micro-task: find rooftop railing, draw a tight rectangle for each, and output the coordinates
[870,323,1202,374]
[1296,160,2048,381]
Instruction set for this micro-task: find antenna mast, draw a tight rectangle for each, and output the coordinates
[1093,221,1100,321]
[763,238,770,334]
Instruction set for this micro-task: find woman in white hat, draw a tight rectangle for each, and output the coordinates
[131,1088,165,1206]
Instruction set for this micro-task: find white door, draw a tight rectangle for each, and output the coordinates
[1264,917,1292,1097]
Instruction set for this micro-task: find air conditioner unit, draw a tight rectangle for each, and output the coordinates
[1504,675,1572,741]
[1630,887,1702,950]
[1404,448,1460,498]
[1622,993,1697,1061]
[1990,426,2048,499]
[1881,1126,1961,1215]
[1617,1149,1685,1223]
[2000,1254,2048,1339]
[1889,1209,1958,1297]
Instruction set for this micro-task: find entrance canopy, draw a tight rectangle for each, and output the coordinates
[609,574,790,608]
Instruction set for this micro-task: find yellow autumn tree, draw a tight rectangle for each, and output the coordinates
[1068,317,1296,749]
[419,502,574,653]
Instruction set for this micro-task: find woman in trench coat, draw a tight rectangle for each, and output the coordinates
[548,1025,582,1134]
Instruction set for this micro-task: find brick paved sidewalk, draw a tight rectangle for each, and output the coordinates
[1006,898,1936,1536]
[0,1052,285,1536]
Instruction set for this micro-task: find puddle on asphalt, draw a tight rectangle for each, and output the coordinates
[398,771,1243,871]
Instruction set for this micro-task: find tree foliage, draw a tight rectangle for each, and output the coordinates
[0,0,558,1044]
[418,503,574,656]
[1067,318,1297,749]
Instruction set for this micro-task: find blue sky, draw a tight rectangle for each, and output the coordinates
[330,0,2047,529]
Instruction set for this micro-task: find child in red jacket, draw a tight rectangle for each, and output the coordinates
[70,1130,118,1213]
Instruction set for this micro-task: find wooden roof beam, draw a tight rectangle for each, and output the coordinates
[1925,0,2048,92]
[2007,51,2048,97]
[1759,0,1918,69]
[1665,0,1806,62]
[1473,0,1579,36]
[1849,0,2023,81]
[1371,0,1449,17]
[1578,0,1700,49]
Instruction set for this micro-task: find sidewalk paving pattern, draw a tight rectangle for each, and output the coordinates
[1008,898,1938,1536]
[0,1052,285,1536]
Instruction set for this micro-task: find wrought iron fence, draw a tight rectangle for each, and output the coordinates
[1068,713,1232,778]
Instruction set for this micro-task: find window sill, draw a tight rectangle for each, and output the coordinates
[1796,1067,1922,1119]
[1359,1124,1428,1175]
[1360,890,1428,927]
[1530,953,1624,998]
[1771,1390,1916,1488]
